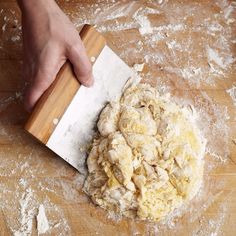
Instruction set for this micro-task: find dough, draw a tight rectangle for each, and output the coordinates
[83,84,206,221]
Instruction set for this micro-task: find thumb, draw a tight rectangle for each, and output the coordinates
[67,39,93,87]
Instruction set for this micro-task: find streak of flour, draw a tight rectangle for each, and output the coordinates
[0,8,22,44]
[0,120,76,234]
[13,188,36,236]
[0,0,235,235]
[4,177,73,235]
[227,83,236,107]
[37,205,49,234]
[194,92,230,163]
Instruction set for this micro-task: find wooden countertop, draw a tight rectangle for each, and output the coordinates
[0,1,235,235]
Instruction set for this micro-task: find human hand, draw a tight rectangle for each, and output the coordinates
[18,0,93,111]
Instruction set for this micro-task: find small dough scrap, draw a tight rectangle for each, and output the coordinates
[83,83,206,221]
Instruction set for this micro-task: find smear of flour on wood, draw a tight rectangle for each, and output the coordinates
[13,188,36,236]
[226,83,236,107]
[94,2,138,22]
[207,46,235,70]
[0,9,22,46]
[194,92,230,163]
[191,190,233,236]
[132,7,160,35]
[42,200,71,234]
[0,93,21,113]
[36,205,50,234]
[8,179,72,236]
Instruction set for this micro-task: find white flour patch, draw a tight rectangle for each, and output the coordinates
[206,46,235,70]
[0,93,21,113]
[19,178,28,188]
[207,46,225,69]
[11,35,21,42]
[98,22,138,32]
[136,15,153,35]
[149,32,166,43]
[207,23,224,32]
[2,23,6,31]
[13,189,36,236]
[36,205,50,234]
[42,200,71,234]
[226,83,236,107]
[94,2,137,22]
[166,40,183,50]
[194,92,230,163]
[153,23,185,32]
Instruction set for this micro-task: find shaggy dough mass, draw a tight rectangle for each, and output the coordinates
[83,84,206,221]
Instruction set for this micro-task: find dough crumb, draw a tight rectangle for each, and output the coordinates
[83,83,206,222]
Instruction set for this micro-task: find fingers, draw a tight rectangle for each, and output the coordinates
[24,38,93,112]
[24,71,51,112]
[24,50,65,112]
[67,38,93,87]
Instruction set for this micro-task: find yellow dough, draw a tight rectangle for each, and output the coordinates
[83,84,206,221]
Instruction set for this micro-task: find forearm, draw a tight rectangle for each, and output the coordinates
[17,0,57,15]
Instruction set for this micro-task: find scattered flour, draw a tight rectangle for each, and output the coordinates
[2,23,6,31]
[13,189,35,236]
[207,46,226,69]
[135,14,154,35]
[0,0,235,235]
[226,83,236,107]
[194,92,230,163]
[36,205,50,235]
[132,6,161,33]
[11,35,21,42]
[207,46,235,70]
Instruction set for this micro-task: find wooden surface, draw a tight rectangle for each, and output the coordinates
[25,25,106,144]
[0,1,235,235]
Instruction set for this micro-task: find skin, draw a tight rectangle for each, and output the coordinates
[17,0,93,111]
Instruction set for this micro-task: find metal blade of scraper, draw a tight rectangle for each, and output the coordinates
[46,45,132,173]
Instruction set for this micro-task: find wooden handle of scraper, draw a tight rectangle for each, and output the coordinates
[24,24,106,144]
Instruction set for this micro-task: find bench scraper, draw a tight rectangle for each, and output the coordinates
[24,25,133,173]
